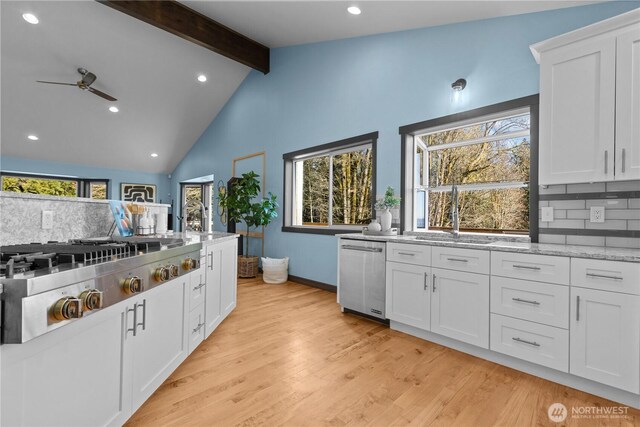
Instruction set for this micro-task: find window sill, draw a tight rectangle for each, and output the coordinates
[281,226,363,236]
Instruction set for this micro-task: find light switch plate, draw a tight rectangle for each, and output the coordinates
[541,206,554,222]
[42,210,53,229]
[590,206,605,223]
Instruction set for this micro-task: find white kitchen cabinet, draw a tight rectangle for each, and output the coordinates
[128,276,189,412]
[570,287,640,393]
[204,238,238,337]
[190,264,206,311]
[532,11,640,184]
[385,261,431,330]
[0,299,133,427]
[430,268,490,348]
[615,24,640,180]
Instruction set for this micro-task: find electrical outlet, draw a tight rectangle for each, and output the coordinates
[541,206,554,222]
[590,206,605,223]
[42,210,53,229]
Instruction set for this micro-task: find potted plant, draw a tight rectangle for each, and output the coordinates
[375,186,401,232]
[219,171,278,278]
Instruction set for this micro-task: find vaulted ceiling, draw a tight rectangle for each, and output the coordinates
[1,1,597,174]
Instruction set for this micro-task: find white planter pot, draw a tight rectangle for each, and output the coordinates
[380,209,392,231]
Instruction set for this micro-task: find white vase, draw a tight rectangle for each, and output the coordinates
[367,219,381,232]
[380,208,392,232]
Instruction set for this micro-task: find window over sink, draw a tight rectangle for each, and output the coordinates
[1,172,109,200]
[282,132,377,234]
[400,96,539,238]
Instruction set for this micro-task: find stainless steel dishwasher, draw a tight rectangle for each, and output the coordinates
[338,239,386,320]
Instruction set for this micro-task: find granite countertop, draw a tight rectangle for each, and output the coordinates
[336,233,640,263]
[155,231,239,247]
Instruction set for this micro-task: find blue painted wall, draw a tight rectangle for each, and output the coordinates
[1,156,171,204]
[171,2,639,286]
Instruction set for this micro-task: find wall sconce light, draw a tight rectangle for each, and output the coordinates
[451,78,467,91]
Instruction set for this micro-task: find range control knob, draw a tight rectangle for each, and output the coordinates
[181,258,198,271]
[168,264,179,278]
[121,276,143,294]
[51,297,83,321]
[153,266,170,283]
[79,289,103,311]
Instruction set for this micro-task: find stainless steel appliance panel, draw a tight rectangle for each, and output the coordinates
[339,240,386,319]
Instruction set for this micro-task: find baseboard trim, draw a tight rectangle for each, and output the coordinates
[288,275,337,293]
[391,321,640,409]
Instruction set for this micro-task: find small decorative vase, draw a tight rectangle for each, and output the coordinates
[367,219,381,232]
[380,208,392,232]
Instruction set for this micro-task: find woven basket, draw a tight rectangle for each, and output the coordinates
[238,255,259,278]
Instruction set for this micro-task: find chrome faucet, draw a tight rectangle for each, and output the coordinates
[182,199,209,233]
[450,184,460,238]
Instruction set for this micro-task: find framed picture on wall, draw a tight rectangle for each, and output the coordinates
[121,183,156,203]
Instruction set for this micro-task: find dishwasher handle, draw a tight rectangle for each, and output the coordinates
[341,245,383,253]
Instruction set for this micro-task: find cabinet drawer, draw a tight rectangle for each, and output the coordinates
[432,246,489,275]
[571,258,640,295]
[189,266,206,311]
[387,243,431,266]
[188,303,205,354]
[490,314,568,372]
[490,277,569,329]
[491,252,570,285]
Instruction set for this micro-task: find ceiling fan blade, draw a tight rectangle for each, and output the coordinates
[87,87,117,102]
[36,80,77,86]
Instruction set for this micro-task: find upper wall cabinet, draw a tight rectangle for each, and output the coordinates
[531,9,640,185]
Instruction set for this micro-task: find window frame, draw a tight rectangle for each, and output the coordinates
[399,95,539,241]
[282,131,378,235]
[179,181,214,232]
[0,171,111,199]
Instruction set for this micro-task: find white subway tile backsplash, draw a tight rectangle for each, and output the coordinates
[567,209,590,219]
[566,183,606,193]
[538,234,566,244]
[539,185,566,195]
[548,219,585,229]
[549,200,586,210]
[566,235,606,246]
[628,220,640,231]
[606,180,640,192]
[605,237,640,249]
[605,209,640,220]
[629,199,640,209]
[586,199,627,209]
[585,220,628,230]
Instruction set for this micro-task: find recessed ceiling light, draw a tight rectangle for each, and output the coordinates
[22,13,39,24]
[27,134,39,141]
[109,106,119,113]
[197,74,207,82]
[151,153,158,158]
[347,6,361,15]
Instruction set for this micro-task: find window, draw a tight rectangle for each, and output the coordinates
[283,132,377,234]
[1,172,110,200]
[400,96,538,237]
[180,180,213,232]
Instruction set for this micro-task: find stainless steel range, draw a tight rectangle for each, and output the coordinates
[0,237,202,343]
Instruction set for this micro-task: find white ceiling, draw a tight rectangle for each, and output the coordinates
[183,1,600,48]
[1,1,250,174]
[1,1,599,175]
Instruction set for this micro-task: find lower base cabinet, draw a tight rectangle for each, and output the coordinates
[570,287,640,393]
[385,261,431,330]
[431,268,490,348]
[205,239,238,337]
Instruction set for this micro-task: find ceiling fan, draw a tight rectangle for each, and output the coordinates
[37,67,117,102]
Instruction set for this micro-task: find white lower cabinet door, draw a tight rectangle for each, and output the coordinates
[431,268,490,348]
[490,314,569,372]
[220,239,238,319]
[129,277,189,412]
[204,244,222,337]
[385,261,431,330]
[570,287,640,393]
[0,301,132,427]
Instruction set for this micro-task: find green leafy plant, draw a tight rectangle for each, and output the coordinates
[218,171,278,257]
[375,186,401,210]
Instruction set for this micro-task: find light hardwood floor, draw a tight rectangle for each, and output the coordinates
[127,277,640,427]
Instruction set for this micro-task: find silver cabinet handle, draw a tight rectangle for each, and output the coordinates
[137,299,146,332]
[513,264,541,271]
[127,304,138,337]
[341,245,383,253]
[209,252,214,271]
[398,252,416,256]
[432,274,437,292]
[193,282,206,291]
[193,322,204,334]
[512,297,541,305]
[447,258,468,263]
[512,337,540,347]
[622,148,626,173]
[576,295,580,321]
[586,272,623,281]
[604,150,608,174]
[423,272,428,290]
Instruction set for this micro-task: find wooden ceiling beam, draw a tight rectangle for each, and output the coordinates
[99,0,269,74]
